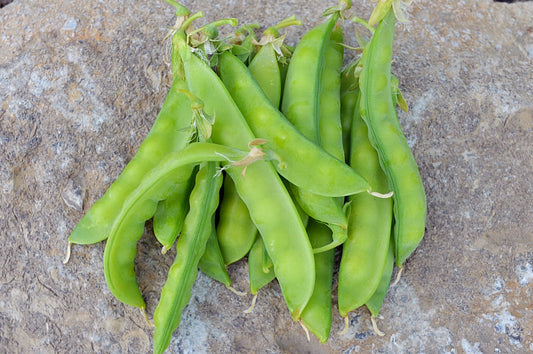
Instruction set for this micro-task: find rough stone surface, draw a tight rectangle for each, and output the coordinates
[1,0,532,353]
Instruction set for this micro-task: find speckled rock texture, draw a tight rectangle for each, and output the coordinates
[1,0,532,352]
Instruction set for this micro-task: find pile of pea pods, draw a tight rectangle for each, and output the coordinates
[66,0,426,351]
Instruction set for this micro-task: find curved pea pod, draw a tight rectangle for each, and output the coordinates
[366,241,395,318]
[216,174,257,266]
[198,216,231,287]
[103,142,258,310]
[338,94,393,317]
[217,50,371,198]
[359,9,426,267]
[248,236,275,296]
[176,32,315,319]
[68,79,194,245]
[299,220,335,343]
[153,161,223,354]
[152,169,196,253]
[290,188,347,252]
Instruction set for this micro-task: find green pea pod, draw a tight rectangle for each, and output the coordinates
[248,16,301,109]
[152,169,196,253]
[340,61,360,161]
[366,241,394,318]
[318,25,344,162]
[261,239,274,274]
[216,174,257,266]
[153,161,223,354]
[248,44,282,109]
[68,79,194,245]
[103,142,258,309]
[198,215,231,287]
[281,15,336,142]
[300,219,335,343]
[359,9,426,267]
[248,236,275,295]
[175,29,315,320]
[277,15,348,253]
[217,51,371,198]
[338,93,393,317]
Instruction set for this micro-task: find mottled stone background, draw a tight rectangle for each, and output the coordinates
[1,0,532,353]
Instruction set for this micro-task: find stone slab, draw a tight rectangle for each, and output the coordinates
[1,0,532,352]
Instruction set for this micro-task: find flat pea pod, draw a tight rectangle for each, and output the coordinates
[217,50,372,198]
[299,219,335,343]
[103,142,257,309]
[153,161,223,354]
[216,174,257,266]
[68,78,194,245]
[366,241,394,318]
[176,30,315,319]
[198,215,231,287]
[248,236,275,296]
[337,93,393,317]
[359,9,426,267]
[152,169,196,253]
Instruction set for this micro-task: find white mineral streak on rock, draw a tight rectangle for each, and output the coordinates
[517,262,533,286]
[62,18,78,31]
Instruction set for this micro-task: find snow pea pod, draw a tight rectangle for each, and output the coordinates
[340,60,360,161]
[299,219,335,343]
[152,169,196,253]
[174,26,315,319]
[365,241,394,336]
[103,142,261,309]
[68,78,194,245]
[153,161,223,354]
[277,13,349,253]
[359,8,426,267]
[318,25,345,162]
[198,216,231,287]
[338,93,392,317]
[248,16,301,109]
[281,11,338,143]
[248,236,275,296]
[217,50,372,198]
[216,174,257,265]
[366,241,394,318]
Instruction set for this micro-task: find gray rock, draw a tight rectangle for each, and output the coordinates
[1,0,532,353]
